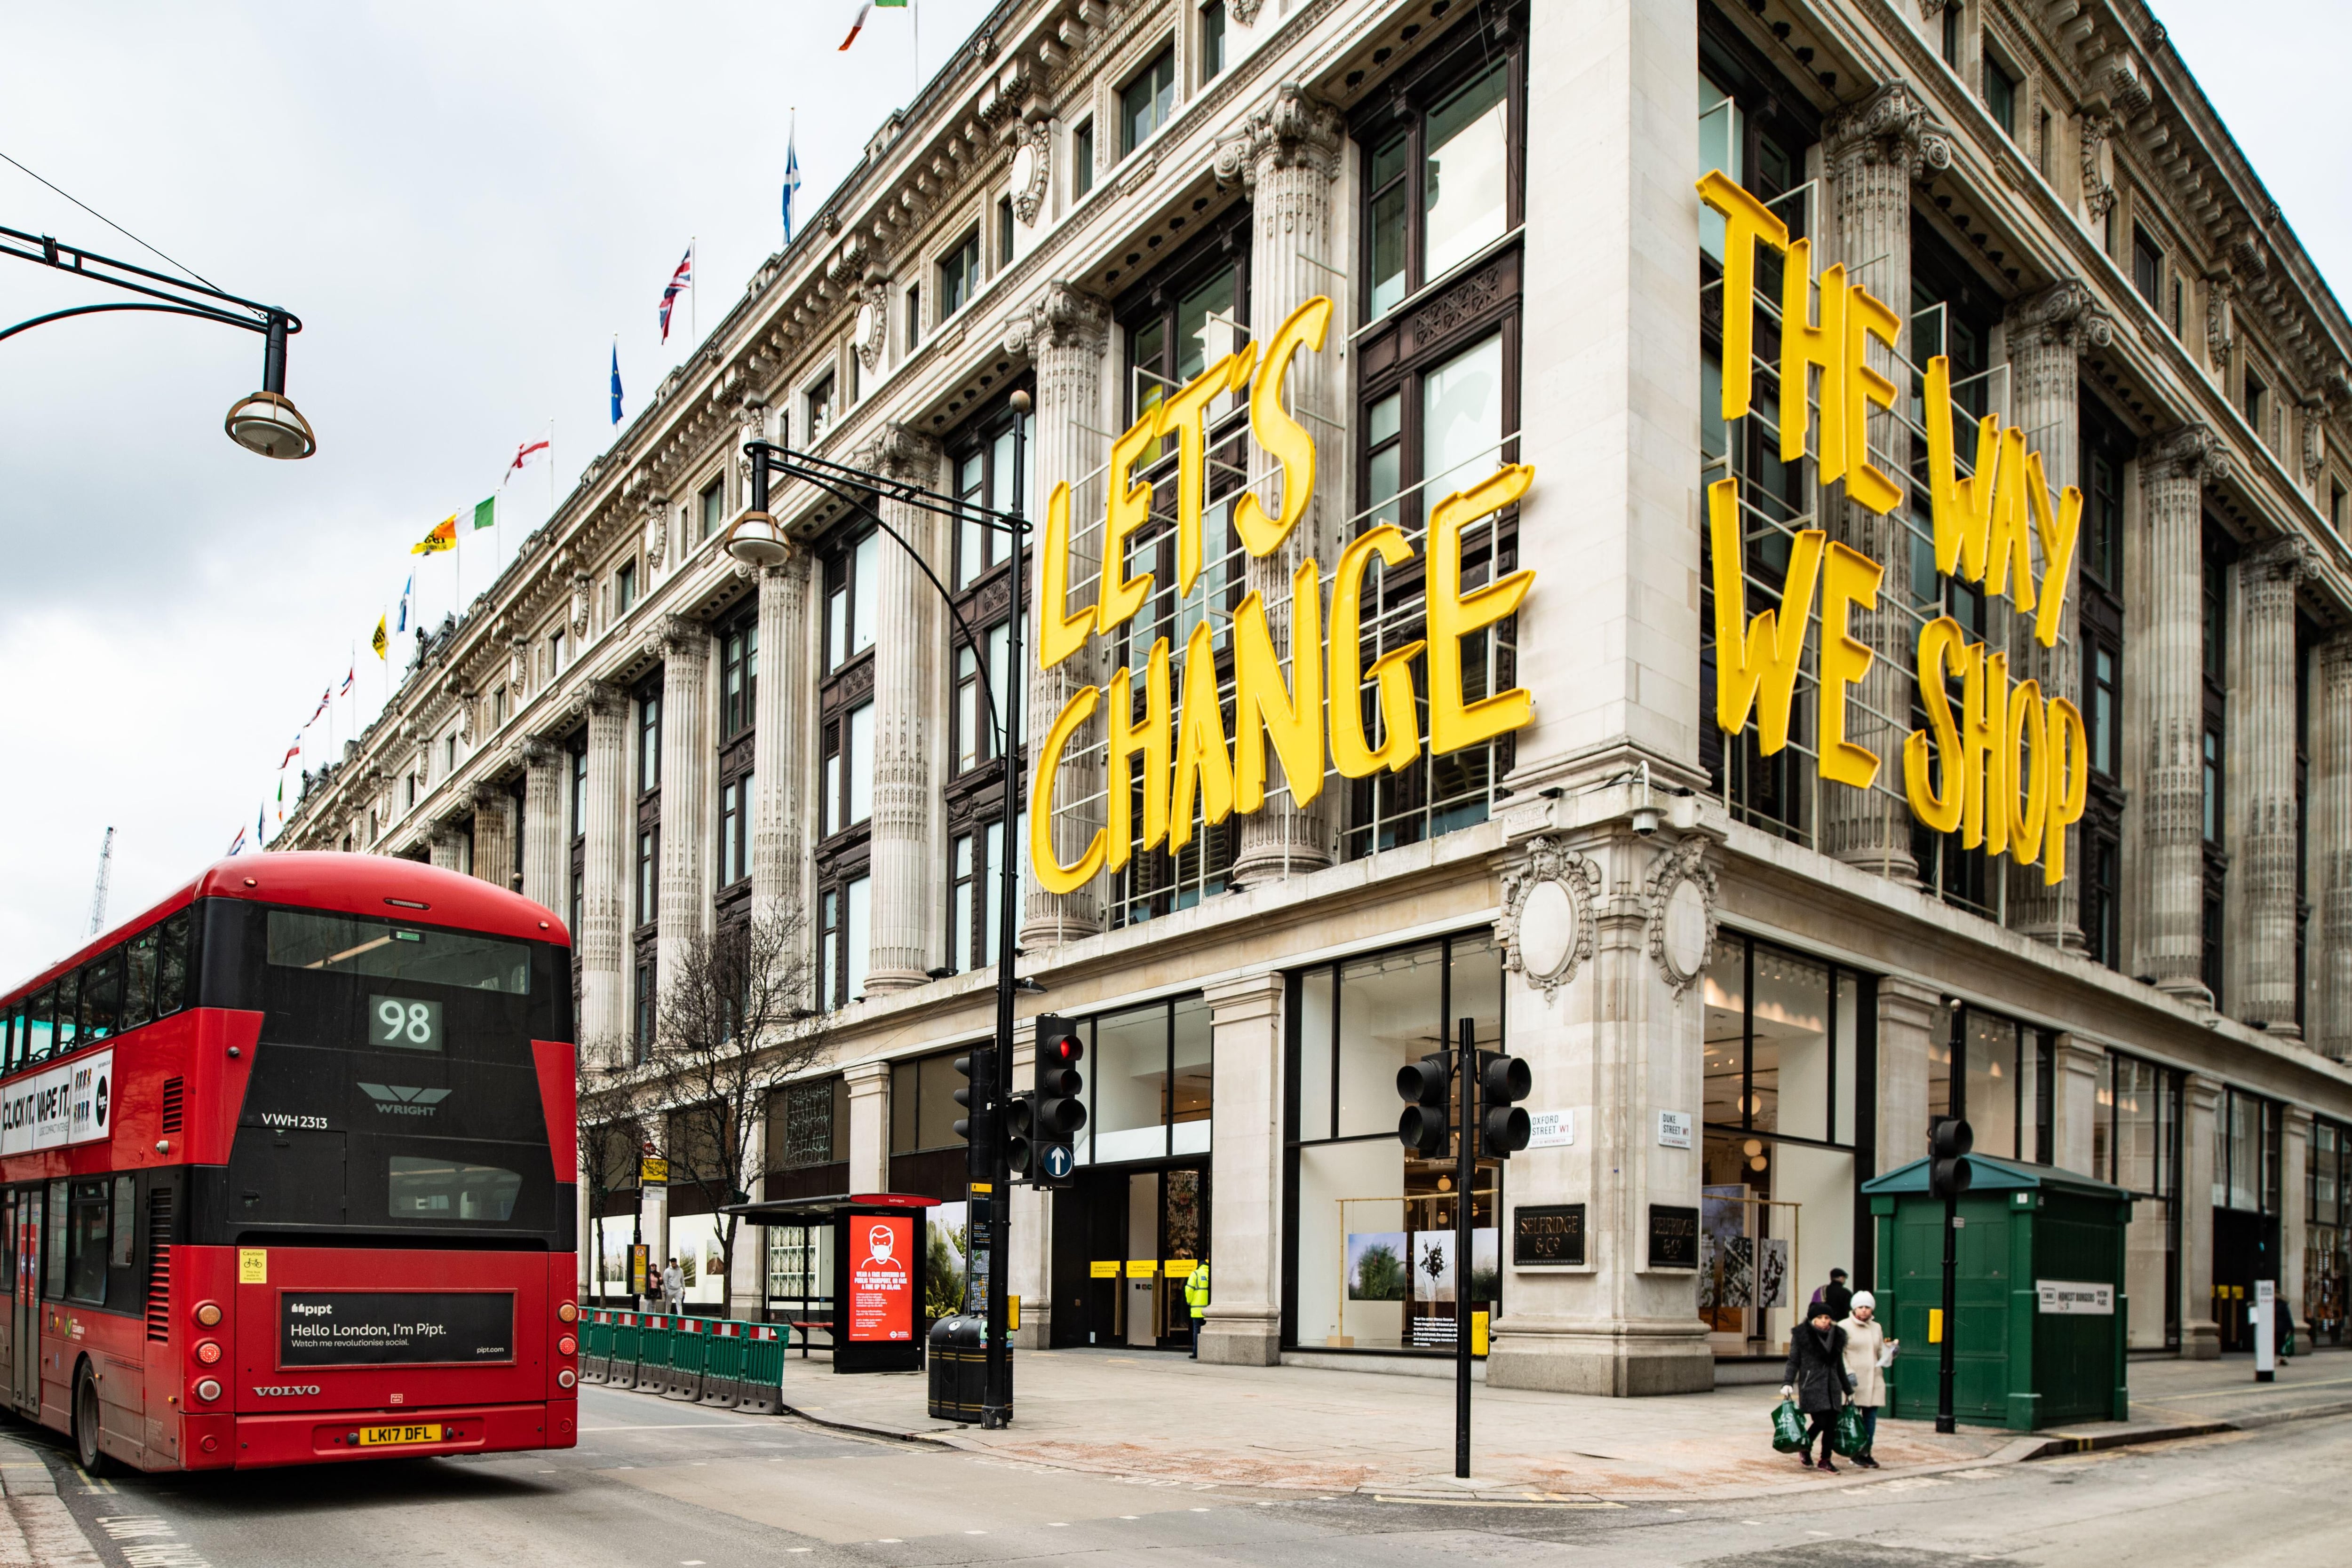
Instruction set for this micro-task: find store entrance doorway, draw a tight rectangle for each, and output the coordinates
[1050,1163,1208,1349]
[2212,1206,2279,1353]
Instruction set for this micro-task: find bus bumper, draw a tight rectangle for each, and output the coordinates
[202,1398,577,1469]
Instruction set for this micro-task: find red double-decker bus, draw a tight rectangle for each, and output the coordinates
[0,853,580,1473]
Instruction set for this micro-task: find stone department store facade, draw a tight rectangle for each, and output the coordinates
[282,0,2352,1389]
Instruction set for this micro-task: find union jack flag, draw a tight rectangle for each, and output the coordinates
[658,245,694,343]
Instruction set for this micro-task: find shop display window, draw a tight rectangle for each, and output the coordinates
[1287,932,1502,1353]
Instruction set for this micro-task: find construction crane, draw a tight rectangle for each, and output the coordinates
[88,826,114,936]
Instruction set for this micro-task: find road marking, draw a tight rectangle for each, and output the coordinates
[579,1424,744,1432]
[98,1514,212,1568]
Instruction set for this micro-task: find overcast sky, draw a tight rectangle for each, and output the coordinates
[0,0,2340,982]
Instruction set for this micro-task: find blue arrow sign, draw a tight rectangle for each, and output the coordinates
[1042,1144,1074,1180]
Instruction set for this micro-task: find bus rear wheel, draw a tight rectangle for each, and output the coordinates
[73,1367,116,1476]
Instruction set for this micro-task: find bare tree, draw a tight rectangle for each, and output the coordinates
[646,903,832,1319]
[575,1071,646,1305]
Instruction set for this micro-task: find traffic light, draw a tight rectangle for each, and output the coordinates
[1003,1091,1038,1176]
[953,1046,996,1148]
[1477,1050,1531,1158]
[1929,1117,1973,1199]
[1027,1015,1086,1184]
[1396,1051,1452,1157]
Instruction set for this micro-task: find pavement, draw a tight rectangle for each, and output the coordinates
[755,1341,2352,1502]
[8,1377,2352,1567]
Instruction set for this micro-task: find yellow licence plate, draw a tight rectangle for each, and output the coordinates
[358,1423,443,1447]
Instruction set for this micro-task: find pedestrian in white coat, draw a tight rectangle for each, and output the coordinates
[1839,1290,1896,1468]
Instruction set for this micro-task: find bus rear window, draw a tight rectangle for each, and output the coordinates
[389,1156,522,1222]
[266,912,531,995]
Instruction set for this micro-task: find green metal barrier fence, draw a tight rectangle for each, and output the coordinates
[577,1309,789,1411]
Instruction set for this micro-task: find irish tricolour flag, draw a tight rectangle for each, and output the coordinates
[840,0,906,51]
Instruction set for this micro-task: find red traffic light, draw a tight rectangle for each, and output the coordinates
[1042,1032,1083,1066]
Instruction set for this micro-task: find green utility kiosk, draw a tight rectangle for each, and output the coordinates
[1862,1155,2131,1431]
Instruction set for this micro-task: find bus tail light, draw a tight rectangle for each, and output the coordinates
[557,1369,576,1388]
[556,1301,578,1323]
[194,1301,222,1328]
[195,1341,223,1365]
[557,1335,577,1356]
[194,1378,222,1403]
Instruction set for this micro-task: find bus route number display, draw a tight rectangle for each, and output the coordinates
[280,1291,514,1367]
[847,1216,914,1343]
[370,996,444,1052]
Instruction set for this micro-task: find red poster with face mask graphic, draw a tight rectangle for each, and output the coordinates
[847,1214,914,1342]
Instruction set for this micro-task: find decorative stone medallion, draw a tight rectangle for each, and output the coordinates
[1644,837,1720,998]
[1010,124,1051,227]
[1496,837,1600,1001]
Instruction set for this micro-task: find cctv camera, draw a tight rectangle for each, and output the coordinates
[1630,805,1662,837]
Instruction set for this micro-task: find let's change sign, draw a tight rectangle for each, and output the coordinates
[0,1047,112,1156]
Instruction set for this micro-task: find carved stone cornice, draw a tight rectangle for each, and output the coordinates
[2142,422,2230,487]
[2005,279,2114,355]
[1823,81,1953,184]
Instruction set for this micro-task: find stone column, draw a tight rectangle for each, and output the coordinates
[1227,83,1343,886]
[428,824,465,872]
[2180,1072,2222,1358]
[1875,977,1941,1191]
[1008,284,1112,947]
[1504,0,1703,799]
[2138,426,2229,1001]
[2005,282,2112,946]
[844,1060,891,1194]
[2049,1033,2105,1178]
[1483,794,1720,1396]
[470,782,515,891]
[1199,972,1285,1365]
[730,1113,768,1316]
[2233,538,2313,1033]
[749,553,813,935]
[518,736,568,914]
[1817,82,1951,881]
[2283,1105,2314,1329]
[2310,635,2352,1061]
[861,423,945,993]
[580,681,632,1067]
[655,615,714,984]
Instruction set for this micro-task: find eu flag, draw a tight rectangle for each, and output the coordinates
[610,343,624,427]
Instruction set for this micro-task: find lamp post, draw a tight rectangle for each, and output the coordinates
[728,391,1031,1427]
[1,222,316,457]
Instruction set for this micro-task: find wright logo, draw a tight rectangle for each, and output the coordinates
[358,1084,451,1117]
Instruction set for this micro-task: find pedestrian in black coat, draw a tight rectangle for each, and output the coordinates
[1781,1308,1855,1472]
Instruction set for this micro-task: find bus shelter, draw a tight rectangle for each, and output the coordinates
[723,1193,937,1373]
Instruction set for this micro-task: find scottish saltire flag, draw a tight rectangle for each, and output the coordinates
[782,123,802,243]
[611,343,624,426]
[256,804,266,848]
[659,245,694,343]
[397,575,413,634]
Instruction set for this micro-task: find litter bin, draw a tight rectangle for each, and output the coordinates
[927,1315,988,1423]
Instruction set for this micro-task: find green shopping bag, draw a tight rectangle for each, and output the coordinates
[1771,1398,1808,1454]
[1833,1401,1869,1457]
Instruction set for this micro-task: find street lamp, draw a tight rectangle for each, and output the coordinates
[2,222,315,458]
[729,389,1031,1428]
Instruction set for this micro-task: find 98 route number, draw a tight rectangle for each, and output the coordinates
[369,995,443,1051]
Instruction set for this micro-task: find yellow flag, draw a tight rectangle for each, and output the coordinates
[371,616,388,658]
[411,515,458,555]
